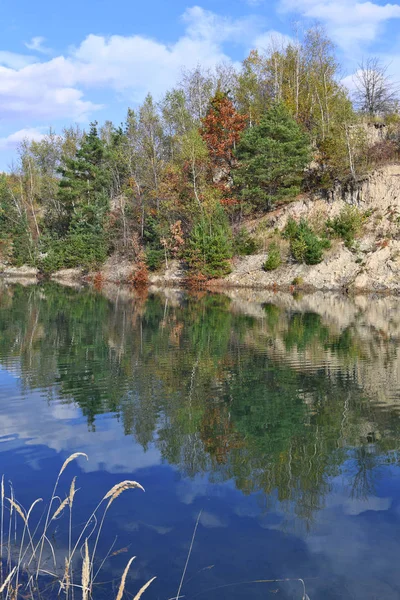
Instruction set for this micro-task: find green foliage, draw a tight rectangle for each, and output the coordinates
[145,248,164,271]
[233,227,258,256]
[186,207,233,278]
[40,231,108,275]
[235,103,311,210]
[284,218,330,265]
[58,122,111,233]
[263,242,282,271]
[142,215,166,271]
[326,206,365,247]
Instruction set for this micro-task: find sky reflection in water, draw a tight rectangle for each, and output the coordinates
[1,283,400,599]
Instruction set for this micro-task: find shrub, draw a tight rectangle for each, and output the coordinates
[233,228,258,256]
[39,231,108,275]
[145,247,164,271]
[284,218,330,265]
[129,252,149,288]
[292,276,304,286]
[93,271,105,290]
[366,140,398,165]
[186,207,232,278]
[326,206,365,248]
[263,242,282,271]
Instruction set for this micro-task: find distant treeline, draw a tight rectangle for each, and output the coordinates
[1,25,399,277]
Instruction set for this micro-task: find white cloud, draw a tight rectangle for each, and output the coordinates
[182,5,259,43]
[0,59,102,122]
[24,36,52,55]
[253,29,293,51]
[0,51,36,69]
[0,6,259,128]
[0,372,161,474]
[0,127,46,151]
[279,0,400,49]
[199,510,228,528]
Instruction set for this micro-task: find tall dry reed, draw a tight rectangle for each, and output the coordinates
[0,452,155,600]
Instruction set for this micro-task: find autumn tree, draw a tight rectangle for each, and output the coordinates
[201,91,247,204]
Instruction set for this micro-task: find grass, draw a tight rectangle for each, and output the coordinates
[0,452,156,600]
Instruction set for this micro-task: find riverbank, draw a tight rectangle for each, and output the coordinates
[3,163,400,294]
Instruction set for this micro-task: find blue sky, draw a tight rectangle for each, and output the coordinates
[0,0,400,168]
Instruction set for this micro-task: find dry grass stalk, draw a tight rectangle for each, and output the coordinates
[69,476,77,505]
[0,566,16,592]
[1,474,4,584]
[116,556,136,600]
[7,499,26,525]
[1,456,152,600]
[64,557,70,596]
[133,577,157,600]
[36,452,87,578]
[104,481,145,508]
[175,510,202,600]
[82,539,90,600]
[51,497,69,521]
[59,453,88,477]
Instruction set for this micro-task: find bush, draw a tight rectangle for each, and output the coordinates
[292,276,304,286]
[326,206,364,248]
[186,207,232,278]
[284,218,330,265]
[145,247,164,271]
[233,228,258,256]
[263,242,282,271]
[40,231,108,275]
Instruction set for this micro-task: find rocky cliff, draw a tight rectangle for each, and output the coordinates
[217,163,400,292]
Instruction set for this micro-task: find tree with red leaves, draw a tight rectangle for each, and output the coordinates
[201,91,247,198]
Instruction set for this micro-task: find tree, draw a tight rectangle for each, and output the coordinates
[353,57,399,117]
[180,128,209,210]
[137,94,165,212]
[185,204,232,278]
[201,91,247,175]
[58,121,110,227]
[201,91,247,206]
[180,65,214,122]
[161,89,193,161]
[235,103,310,210]
[234,50,270,126]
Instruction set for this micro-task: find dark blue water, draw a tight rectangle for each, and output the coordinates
[1,282,400,599]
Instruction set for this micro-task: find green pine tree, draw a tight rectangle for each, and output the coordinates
[57,122,111,234]
[235,103,311,210]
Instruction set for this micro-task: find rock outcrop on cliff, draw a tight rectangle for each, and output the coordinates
[219,163,400,292]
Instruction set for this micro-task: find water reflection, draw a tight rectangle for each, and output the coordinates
[1,282,400,598]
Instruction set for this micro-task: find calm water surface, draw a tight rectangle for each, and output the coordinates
[1,282,400,599]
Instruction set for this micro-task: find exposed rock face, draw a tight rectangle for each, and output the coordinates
[217,163,400,292]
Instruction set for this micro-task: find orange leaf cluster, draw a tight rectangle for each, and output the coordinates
[201,92,247,169]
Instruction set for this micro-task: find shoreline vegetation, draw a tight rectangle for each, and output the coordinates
[1,26,400,292]
[0,452,156,600]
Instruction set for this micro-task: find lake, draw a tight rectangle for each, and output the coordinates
[1,282,400,599]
